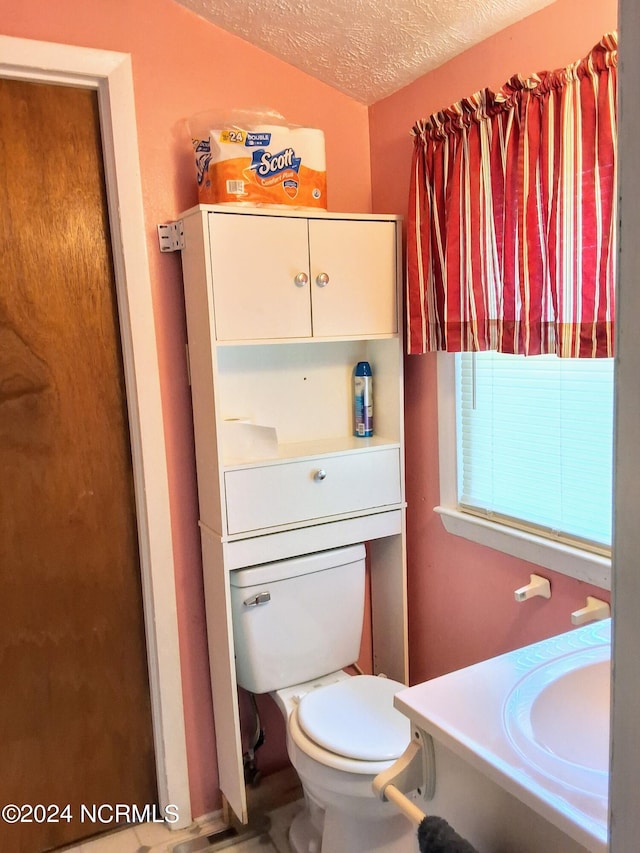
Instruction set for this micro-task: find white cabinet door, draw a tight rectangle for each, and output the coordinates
[309,219,397,337]
[209,213,311,341]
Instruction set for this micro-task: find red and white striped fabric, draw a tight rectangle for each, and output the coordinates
[407,33,618,357]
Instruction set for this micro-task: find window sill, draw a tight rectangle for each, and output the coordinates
[435,505,611,590]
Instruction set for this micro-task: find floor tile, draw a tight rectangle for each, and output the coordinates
[229,839,277,852]
[134,819,183,847]
[267,800,301,853]
[77,826,141,852]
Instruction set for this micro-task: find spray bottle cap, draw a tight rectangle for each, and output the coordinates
[355,361,372,376]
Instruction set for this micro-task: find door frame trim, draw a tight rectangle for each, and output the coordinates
[0,36,191,827]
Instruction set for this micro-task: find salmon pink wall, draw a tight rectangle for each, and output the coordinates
[369,0,618,686]
[0,0,372,819]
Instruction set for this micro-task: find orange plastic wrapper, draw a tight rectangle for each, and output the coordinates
[189,108,327,210]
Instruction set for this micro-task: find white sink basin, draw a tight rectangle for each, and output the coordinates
[504,643,610,795]
[530,659,610,770]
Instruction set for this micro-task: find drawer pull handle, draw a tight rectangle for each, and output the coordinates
[294,272,309,287]
[314,469,327,481]
[316,272,329,287]
[244,591,271,607]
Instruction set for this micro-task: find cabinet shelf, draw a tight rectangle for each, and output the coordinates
[222,504,406,543]
[215,333,400,347]
[222,434,400,468]
[215,338,403,452]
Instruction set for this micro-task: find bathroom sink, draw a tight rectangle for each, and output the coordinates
[504,643,610,796]
[529,659,610,770]
[395,621,611,852]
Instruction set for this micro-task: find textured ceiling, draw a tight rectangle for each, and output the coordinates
[173,0,556,104]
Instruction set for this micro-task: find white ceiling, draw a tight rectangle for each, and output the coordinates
[173,0,556,105]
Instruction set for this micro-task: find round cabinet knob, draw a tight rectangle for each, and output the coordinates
[315,272,330,288]
[314,469,327,481]
[294,272,309,287]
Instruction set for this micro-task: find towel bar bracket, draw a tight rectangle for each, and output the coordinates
[373,727,436,806]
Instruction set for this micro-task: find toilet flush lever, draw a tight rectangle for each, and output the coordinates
[244,591,271,607]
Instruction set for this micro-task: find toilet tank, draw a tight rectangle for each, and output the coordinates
[230,544,366,694]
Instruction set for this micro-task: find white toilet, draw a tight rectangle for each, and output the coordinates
[229,544,415,853]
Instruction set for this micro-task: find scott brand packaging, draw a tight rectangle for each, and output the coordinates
[189,109,327,210]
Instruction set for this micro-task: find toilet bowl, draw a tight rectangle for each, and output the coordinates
[273,672,415,852]
[229,545,415,852]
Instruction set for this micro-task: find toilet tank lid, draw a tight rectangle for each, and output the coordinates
[297,675,410,762]
[229,544,366,588]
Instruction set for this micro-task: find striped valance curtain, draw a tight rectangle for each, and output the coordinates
[407,33,618,357]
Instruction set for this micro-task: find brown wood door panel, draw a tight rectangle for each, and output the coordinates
[0,79,157,852]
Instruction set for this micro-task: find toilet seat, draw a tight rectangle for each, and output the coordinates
[290,675,410,772]
[289,705,398,775]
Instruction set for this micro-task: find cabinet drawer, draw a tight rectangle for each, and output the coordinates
[224,449,401,534]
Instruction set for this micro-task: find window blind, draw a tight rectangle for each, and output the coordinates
[457,352,614,550]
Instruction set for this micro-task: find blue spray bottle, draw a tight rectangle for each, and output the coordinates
[353,361,373,437]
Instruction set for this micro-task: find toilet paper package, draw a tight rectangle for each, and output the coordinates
[189,108,327,210]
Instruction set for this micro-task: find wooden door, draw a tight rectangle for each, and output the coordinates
[209,212,312,341]
[0,79,157,852]
[308,219,398,337]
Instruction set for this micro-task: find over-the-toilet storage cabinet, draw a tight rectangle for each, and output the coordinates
[178,205,408,824]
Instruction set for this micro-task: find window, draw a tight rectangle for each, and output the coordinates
[436,353,613,587]
[458,351,614,548]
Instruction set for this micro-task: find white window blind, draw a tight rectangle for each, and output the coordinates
[457,352,614,551]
